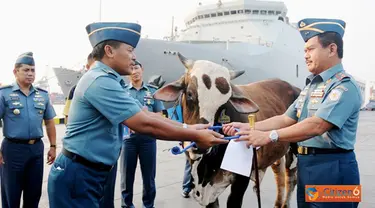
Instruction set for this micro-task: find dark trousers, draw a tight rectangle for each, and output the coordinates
[120,135,157,208]
[100,162,118,208]
[1,139,44,208]
[48,153,110,208]
[297,151,360,208]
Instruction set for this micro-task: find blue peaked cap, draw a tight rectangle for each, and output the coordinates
[134,60,142,67]
[86,22,141,48]
[15,52,35,66]
[298,18,346,42]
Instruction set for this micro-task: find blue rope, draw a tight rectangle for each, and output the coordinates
[171,125,240,155]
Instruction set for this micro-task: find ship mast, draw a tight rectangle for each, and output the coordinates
[171,16,174,41]
[99,0,102,21]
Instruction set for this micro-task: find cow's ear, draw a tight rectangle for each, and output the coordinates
[153,78,184,102]
[229,84,259,114]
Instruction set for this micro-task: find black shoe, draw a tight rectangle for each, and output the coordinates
[181,191,190,198]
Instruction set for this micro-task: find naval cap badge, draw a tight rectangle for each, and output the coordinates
[299,21,306,28]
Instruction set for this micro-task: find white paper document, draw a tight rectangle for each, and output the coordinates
[220,140,259,177]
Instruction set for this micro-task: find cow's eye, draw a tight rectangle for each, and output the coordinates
[187,91,194,101]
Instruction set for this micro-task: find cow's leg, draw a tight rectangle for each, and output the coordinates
[251,168,267,193]
[226,174,250,208]
[271,157,286,208]
[206,199,219,208]
[282,149,298,208]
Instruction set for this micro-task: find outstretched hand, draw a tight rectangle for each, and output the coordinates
[234,130,271,148]
[188,123,213,130]
[195,129,227,149]
[222,122,249,136]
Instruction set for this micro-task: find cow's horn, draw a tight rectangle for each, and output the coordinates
[229,70,245,80]
[177,52,194,72]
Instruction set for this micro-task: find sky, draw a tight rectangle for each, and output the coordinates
[0,0,374,94]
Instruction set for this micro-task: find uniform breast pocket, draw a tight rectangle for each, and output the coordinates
[34,103,46,117]
[307,103,320,117]
[7,101,24,117]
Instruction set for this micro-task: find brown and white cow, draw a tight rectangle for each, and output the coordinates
[154,53,300,208]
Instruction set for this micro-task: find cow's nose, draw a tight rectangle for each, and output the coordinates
[196,191,201,197]
[199,118,209,124]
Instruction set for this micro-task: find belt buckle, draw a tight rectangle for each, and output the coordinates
[28,139,36,144]
[297,146,308,155]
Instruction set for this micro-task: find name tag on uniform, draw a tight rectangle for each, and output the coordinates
[310,90,324,98]
[10,93,19,100]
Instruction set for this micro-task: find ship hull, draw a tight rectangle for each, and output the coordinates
[54,38,309,99]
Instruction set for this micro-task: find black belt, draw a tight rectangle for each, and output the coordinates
[297,146,353,155]
[62,148,113,172]
[5,138,41,144]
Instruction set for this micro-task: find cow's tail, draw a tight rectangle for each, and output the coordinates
[290,85,301,156]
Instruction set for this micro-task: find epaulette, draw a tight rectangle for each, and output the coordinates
[335,85,348,92]
[335,72,350,81]
[101,68,117,78]
[147,83,159,89]
[0,84,12,90]
[36,87,48,93]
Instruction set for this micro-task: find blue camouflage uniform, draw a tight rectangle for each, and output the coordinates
[285,18,361,207]
[0,52,56,208]
[120,65,165,208]
[47,22,143,208]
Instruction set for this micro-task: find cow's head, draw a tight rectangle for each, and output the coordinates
[154,53,259,206]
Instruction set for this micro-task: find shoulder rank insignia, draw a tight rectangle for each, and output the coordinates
[335,85,348,92]
[101,68,117,77]
[335,72,349,81]
[0,84,12,90]
[36,87,48,93]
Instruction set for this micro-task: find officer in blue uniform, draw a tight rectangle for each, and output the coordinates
[223,18,361,208]
[62,52,118,208]
[0,52,57,208]
[120,60,165,208]
[47,22,227,208]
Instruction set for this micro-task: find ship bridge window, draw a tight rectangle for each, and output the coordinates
[238,10,244,14]
[268,10,275,15]
[245,9,251,14]
[260,10,267,15]
[231,10,237,14]
[198,15,203,19]
[252,10,259,14]
[217,12,223,16]
[204,14,210,18]
[276,11,282,15]
[224,11,230,15]
[211,13,217,17]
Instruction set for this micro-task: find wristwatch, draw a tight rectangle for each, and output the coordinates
[50,144,57,148]
[269,130,279,143]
